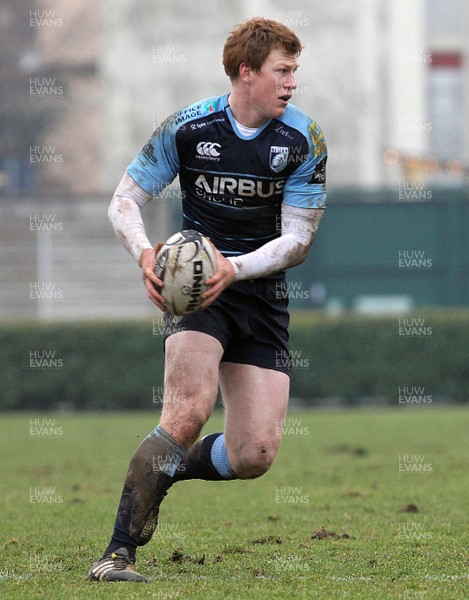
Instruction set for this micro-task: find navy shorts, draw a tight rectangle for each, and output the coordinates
[163,278,291,375]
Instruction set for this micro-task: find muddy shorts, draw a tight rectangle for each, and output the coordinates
[163,278,291,375]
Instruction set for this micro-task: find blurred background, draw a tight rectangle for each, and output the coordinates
[1,0,468,320]
[0,0,468,407]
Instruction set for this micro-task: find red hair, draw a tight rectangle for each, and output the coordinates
[223,17,303,80]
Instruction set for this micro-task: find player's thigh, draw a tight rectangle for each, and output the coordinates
[160,330,223,444]
[219,362,289,467]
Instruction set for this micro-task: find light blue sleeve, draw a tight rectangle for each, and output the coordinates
[127,114,180,196]
[282,120,327,209]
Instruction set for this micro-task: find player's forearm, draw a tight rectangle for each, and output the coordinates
[227,234,307,280]
[227,205,325,280]
[108,172,154,263]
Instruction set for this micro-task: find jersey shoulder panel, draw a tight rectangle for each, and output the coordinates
[280,103,327,209]
[170,94,228,130]
[126,95,228,195]
[280,104,327,161]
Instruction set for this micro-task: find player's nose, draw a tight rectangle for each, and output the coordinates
[285,72,297,91]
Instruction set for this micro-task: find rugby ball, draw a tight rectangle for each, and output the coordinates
[154,230,217,315]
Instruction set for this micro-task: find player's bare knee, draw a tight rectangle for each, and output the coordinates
[231,442,277,480]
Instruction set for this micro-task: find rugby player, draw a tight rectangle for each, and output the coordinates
[88,17,327,582]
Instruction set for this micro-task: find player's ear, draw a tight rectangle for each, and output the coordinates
[238,63,252,84]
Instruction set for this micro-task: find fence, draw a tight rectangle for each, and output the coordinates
[1,187,468,322]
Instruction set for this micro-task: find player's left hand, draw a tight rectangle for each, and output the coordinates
[200,243,236,309]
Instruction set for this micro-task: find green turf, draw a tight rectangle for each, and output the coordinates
[1,408,468,599]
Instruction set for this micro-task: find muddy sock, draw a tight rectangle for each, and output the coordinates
[103,425,187,561]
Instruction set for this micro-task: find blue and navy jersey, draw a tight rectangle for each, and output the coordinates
[127,93,326,258]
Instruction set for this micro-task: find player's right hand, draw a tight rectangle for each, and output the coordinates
[200,243,236,310]
[139,244,167,311]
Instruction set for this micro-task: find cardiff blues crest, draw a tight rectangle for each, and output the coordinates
[269,146,289,172]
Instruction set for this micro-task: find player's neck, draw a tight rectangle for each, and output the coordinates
[228,90,270,129]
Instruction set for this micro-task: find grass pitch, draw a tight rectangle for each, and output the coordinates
[1,407,468,599]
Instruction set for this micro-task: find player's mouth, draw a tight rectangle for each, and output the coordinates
[278,95,291,106]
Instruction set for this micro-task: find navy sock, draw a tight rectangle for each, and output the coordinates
[173,433,238,482]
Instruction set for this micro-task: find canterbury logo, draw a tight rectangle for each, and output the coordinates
[196,141,221,157]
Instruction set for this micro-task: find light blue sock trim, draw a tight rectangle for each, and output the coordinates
[210,433,236,479]
[149,425,187,477]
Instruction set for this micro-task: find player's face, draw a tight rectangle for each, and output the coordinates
[250,48,298,121]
